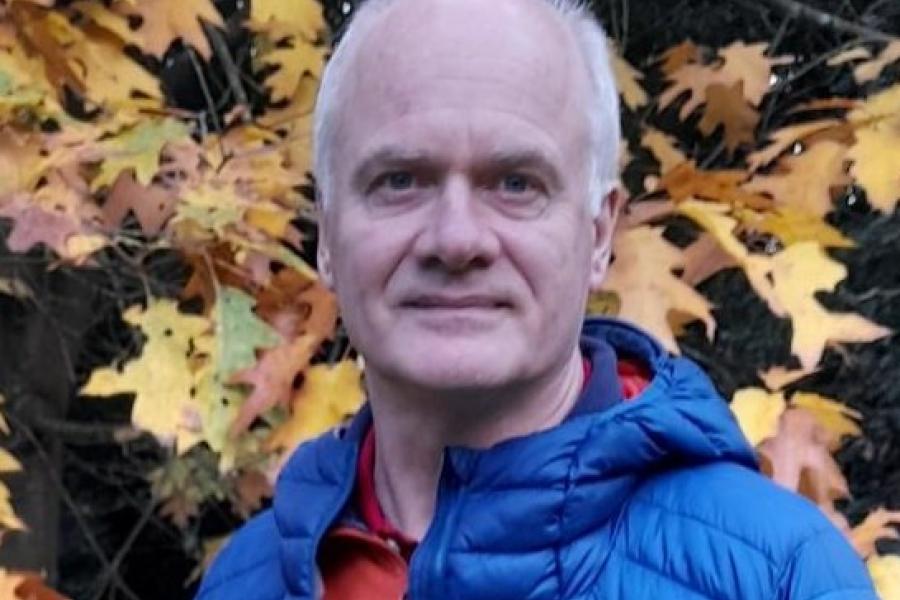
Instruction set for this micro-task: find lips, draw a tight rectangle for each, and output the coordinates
[401,294,512,309]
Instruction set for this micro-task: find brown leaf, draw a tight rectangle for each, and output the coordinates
[758,408,848,506]
[232,469,273,518]
[110,0,224,60]
[680,233,738,286]
[104,170,177,236]
[747,119,842,173]
[159,492,199,529]
[659,162,772,210]
[698,81,759,152]
[659,40,702,76]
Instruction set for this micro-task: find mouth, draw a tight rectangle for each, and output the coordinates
[400,294,513,310]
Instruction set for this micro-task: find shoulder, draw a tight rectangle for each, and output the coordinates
[615,462,875,599]
[195,510,285,600]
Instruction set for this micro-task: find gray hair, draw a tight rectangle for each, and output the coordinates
[312,0,620,216]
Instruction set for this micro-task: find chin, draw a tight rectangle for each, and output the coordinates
[389,342,521,392]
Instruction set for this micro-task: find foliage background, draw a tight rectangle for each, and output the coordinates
[0,0,898,597]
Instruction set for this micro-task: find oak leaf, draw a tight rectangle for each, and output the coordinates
[853,40,900,84]
[611,51,647,111]
[659,40,702,76]
[660,162,771,210]
[103,170,178,236]
[743,141,851,218]
[847,85,900,213]
[766,242,891,371]
[266,360,365,454]
[758,408,848,506]
[640,129,686,174]
[747,119,841,173]
[850,508,900,558]
[730,388,786,446]
[737,206,853,249]
[698,81,759,152]
[868,554,900,600]
[680,233,738,286]
[602,226,714,353]
[249,0,324,42]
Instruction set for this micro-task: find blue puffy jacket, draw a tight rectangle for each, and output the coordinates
[197,318,877,599]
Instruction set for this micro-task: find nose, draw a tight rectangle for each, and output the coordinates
[412,176,501,273]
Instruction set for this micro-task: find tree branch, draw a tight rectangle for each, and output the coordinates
[755,0,896,42]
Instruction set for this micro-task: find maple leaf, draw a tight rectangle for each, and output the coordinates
[850,508,900,558]
[231,469,272,518]
[730,388,786,446]
[103,170,177,236]
[249,0,324,42]
[758,408,848,506]
[847,85,900,213]
[680,233,738,286]
[0,445,25,533]
[81,300,211,450]
[110,0,224,60]
[171,182,247,239]
[92,118,191,191]
[611,50,647,111]
[758,366,811,392]
[266,360,365,454]
[0,570,70,600]
[743,141,851,218]
[0,195,104,263]
[698,81,759,152]
[601,226,714,353]
[230,274,338,435]
[257,39,324,103]
[868,554,900,599]
[766,242,891,371]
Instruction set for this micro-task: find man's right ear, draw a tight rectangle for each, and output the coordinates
[316,192,336,290]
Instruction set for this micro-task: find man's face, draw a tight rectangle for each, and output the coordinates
[318,0,618,392]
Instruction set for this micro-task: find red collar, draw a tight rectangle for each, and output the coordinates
[354,357,649,556]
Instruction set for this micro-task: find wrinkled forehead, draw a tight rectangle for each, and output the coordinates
[331,0,591,156]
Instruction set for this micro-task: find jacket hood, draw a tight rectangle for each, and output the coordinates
[272,317,758,598]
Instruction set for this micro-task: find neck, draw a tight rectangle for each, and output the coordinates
[366,347,584,540]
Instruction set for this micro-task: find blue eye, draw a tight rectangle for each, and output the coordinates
[384,171,415,190]
[501,173,531,193]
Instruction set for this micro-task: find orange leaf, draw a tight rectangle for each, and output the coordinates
[698,81,759,152]
[659,162,772,210]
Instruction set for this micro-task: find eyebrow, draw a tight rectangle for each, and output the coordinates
[349,144,565,191]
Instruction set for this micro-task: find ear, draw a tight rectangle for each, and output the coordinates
[316,196,336,291]
[588,186,623,292]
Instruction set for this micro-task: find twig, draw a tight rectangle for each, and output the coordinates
[6,412,141,600]
[205,24,252,123]
[185,47,223,135]
[755,0,896,42]
[33,417,142,446]
[89,498,157,600]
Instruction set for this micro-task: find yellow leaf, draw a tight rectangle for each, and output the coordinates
[601,226,714,353]
[790,392,861,450]
[266,361,365,454]
[744,141,851,218]
[747,119,842,173]
[81,300,211,449]
[848,85,900,213]
[0,482,25,532]
[611,51,647,111]
[0,448,21,474]
[758,366,811,392]
[640,129,686,174]
[868,554,900,600]
[768,242,891,371]
[737,206,853,249]
[259,42,324,103]
[111,0,224,60]
[730,388,786,446]
[249,0,324,42]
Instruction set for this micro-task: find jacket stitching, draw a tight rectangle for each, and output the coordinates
[628,495,781,567]
[773,526,856,598]
[613,547,720,599]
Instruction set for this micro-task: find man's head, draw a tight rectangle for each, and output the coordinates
[313,0,622,393]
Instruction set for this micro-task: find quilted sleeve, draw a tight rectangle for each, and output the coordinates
[776,525,878,600]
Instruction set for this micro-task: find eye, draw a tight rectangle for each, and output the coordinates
[382,171,415,190]
[500,173,532,194]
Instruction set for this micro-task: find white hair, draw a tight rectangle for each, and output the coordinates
[312,0,620,216]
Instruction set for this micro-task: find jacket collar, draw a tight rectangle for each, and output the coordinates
[272,317,757,597]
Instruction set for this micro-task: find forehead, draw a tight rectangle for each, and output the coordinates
[329,0,592,177]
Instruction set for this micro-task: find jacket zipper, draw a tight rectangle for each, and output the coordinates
[409,453,466,600]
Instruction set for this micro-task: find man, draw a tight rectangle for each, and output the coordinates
[197,0,877,598]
